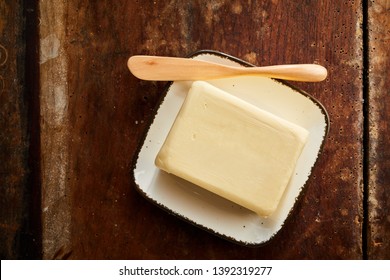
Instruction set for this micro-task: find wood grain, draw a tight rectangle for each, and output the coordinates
[0,0,41,259]
[37,0,363,259]
[366,0,390,259]
[0,0,25,259]
[39,0,72,259]
[0,0,368,259]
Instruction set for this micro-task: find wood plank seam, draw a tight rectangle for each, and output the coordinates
[361,0,370,260]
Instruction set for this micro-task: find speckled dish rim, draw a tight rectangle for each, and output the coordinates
[130,50,330,246]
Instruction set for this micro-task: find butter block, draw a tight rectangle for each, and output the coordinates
[155,81,309,217]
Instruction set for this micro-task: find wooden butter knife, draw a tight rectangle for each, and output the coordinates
[127,55,327,82]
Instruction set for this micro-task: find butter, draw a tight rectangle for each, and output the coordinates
[155,81,309,217]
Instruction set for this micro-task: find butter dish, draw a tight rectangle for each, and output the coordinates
[131,50,329,246]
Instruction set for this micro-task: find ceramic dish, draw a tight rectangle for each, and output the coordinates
[131,50,329,246]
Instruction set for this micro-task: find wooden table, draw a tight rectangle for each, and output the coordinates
[1,0,389,259]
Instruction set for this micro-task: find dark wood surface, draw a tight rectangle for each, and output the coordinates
[367,0,390,260]
[0,0,41,259]
[0,0,389,259]
[0,0,27,259]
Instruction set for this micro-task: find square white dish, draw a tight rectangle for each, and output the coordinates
[131,50,329,246]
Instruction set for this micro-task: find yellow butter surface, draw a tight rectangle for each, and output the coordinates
[155,81,309,217]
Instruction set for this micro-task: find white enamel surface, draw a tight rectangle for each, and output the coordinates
[133,52,328,245]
